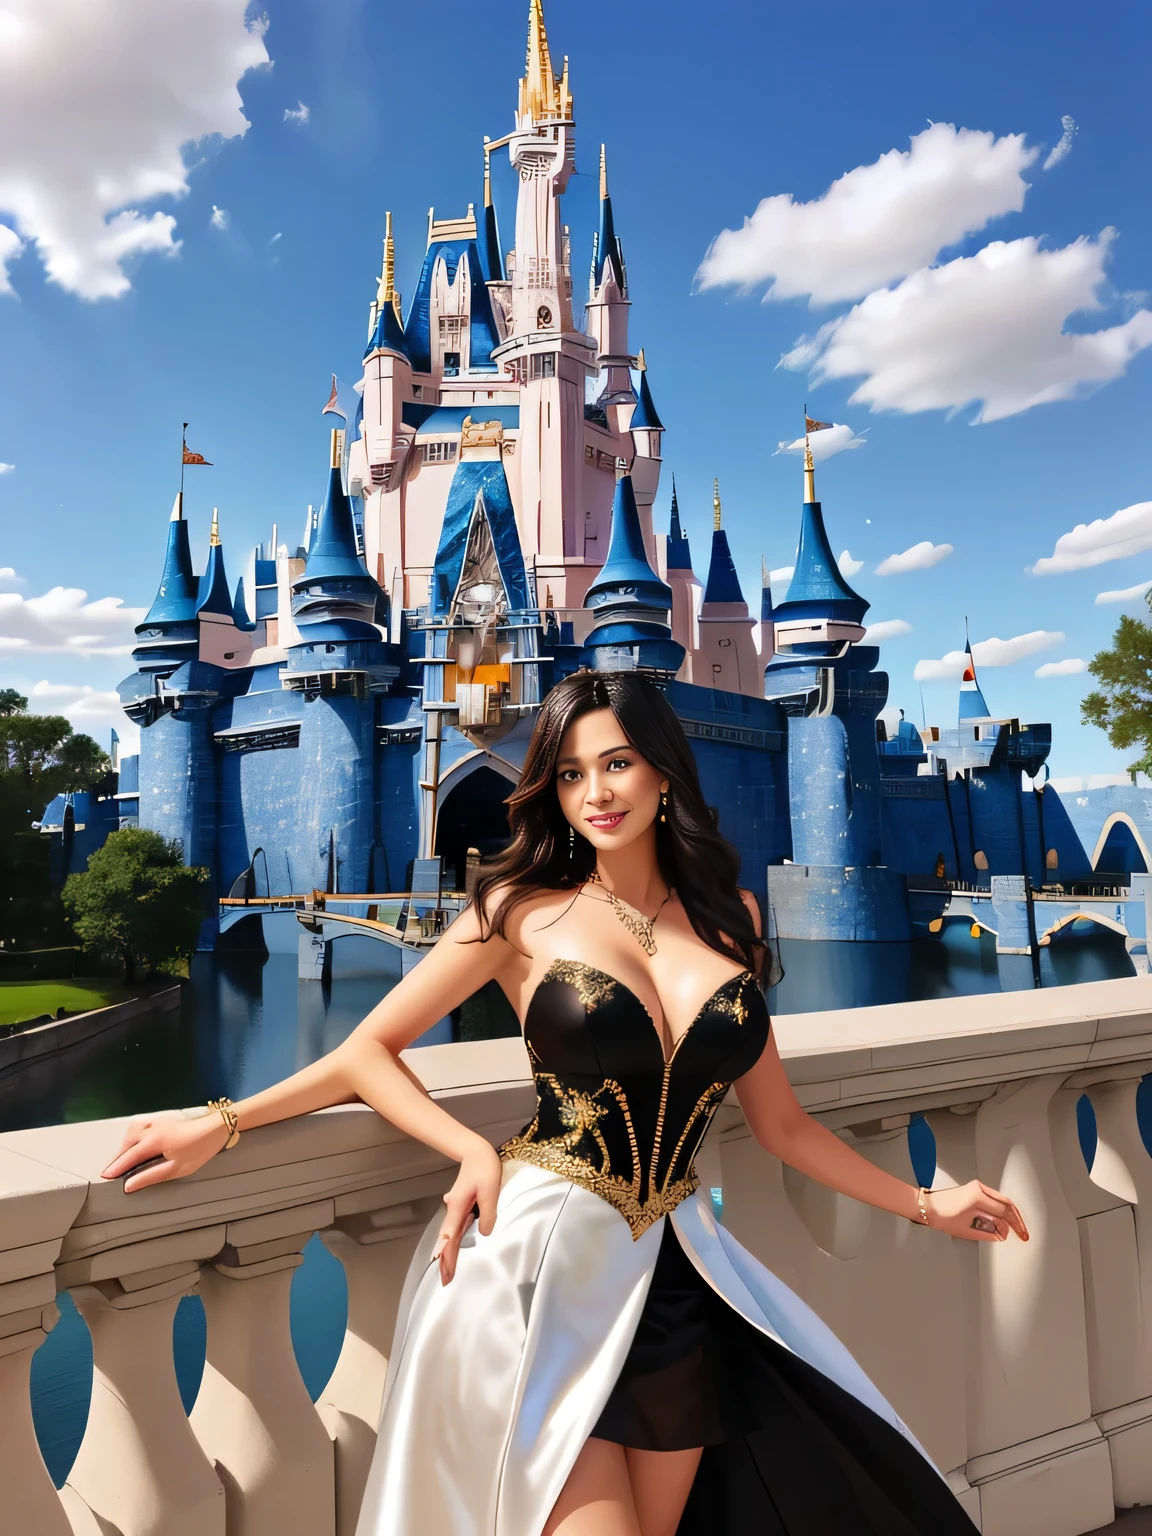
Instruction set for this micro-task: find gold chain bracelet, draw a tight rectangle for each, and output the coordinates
[206,1097,241,1149]
[915,1187,931,1225]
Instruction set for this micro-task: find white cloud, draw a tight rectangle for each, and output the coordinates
[0,586,146,655]
[1044,116,1078,172]
[863,618,912,642]
[209,205,230,231]
[769,565,794,586]
[838,549,864,576]
[0,462,13,474]
[0,222,22,294]
[1030,502,1152,575]
[774,422,868,461]
[284,101,310,125]
[28,681,137,754]
[0,0,269,299]
[1095,578,1152,605]
[783,232,1152,424]
[875,541,953,576]
[1035,657,1087,677]
[0,567,24,590]
[696,124,1036,305]
[914,630,1063,680]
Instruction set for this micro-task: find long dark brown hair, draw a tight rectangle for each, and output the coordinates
[473,669,765,976]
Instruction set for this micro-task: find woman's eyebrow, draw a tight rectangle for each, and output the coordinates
[598,745,632,758]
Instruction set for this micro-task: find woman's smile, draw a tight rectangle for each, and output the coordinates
[586,810,628,830]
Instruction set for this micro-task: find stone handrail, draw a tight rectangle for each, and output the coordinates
[1,976,1150,1535]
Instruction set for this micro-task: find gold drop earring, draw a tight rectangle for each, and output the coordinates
[660,791,668,823]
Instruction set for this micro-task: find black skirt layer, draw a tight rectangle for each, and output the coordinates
[594,1222,977,1535]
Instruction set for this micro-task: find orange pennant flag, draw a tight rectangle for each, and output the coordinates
[182,447,212,465]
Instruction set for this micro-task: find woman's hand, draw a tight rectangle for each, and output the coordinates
[924,1179,1029,1243]
[431,1140,504,1285]
[101,1111,230,1194]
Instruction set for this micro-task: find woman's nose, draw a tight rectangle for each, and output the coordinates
[586,776,612,804]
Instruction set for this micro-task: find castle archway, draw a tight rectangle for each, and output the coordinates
[435,764,515,890]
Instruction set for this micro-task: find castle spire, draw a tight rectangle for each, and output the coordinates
[583,475,683,676]
[592,142,625,293]
[481,137,505,283]
[804,441,816,504]
[666,477,692,572]
[630,349,664,431]
[364,213,411,361]
[958,632,991,721]
[713,477,722,531]
[703,488,745,606]
[197,508,233,616]
[519,0,563,124]
[291,430,383,638]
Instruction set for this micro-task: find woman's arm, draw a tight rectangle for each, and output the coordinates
[101,903,520,1274]
[734,1033,1029,1244]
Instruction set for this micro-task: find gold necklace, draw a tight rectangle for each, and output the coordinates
[585,871,670,956]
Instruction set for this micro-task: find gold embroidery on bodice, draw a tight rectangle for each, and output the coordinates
[499,959,766,1240]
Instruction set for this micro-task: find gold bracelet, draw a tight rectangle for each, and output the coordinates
[207,1098,240,1150]
[915,1187,931,1225]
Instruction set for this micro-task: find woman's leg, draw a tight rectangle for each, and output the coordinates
[543,1438,703,1536]
[542,1437,640,1535]
[626,1446,703,1536]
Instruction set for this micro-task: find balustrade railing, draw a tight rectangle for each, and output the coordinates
[2,980,1151,1535]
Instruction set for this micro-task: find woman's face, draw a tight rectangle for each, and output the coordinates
[554,707,669,855]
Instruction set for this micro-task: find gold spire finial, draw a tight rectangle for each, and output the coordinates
[637,347,646,372]
[713,477,722,531]
[330,428,342,470]
[804,441,816,503]
[521,0,559,122]
[483,136,492,208]
[600,142,608,200]
[210,507,220,547]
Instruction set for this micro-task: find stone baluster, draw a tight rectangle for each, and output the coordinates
[0,1144,88,1534]
[191,1199,336,1536]
[63,1270,225,1534]
[1076,1070,1152,1505]
[317,1194,441,1536]
[1,1299,74,1536]
[927,1077,1114,1536]
[715,1112,972,1512]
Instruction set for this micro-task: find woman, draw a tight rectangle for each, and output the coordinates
[104,669,1026,1536]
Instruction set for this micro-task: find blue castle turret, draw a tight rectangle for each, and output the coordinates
[765,444,909,941]
[196,509,234,617]
[583,474,685,678]
[290,434,385,644]
[666,479,692,572]
[132,493,199,675]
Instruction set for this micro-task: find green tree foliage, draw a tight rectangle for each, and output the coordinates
[1082,612,1152,777]
[0,699,112,950]
[63,828,210,983]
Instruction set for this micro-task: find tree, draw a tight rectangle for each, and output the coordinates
[1081,612,1152,777]
[63,828,210,984]
[0,701,113,951]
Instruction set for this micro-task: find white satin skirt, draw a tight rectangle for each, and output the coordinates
[353,1158,936,1536]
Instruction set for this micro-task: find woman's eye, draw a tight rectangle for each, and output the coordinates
[558,769,581,783]
[607,758,631,771]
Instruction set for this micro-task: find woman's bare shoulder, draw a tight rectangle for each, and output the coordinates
[473,880,582,952]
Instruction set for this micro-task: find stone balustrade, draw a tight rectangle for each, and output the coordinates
[1,975,1150,1536]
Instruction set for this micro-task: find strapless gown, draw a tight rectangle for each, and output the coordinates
[354,960,976,1535]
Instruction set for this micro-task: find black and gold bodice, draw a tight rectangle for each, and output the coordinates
[499,959,770,1240]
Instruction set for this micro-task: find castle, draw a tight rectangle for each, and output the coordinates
[82,1,1149,956]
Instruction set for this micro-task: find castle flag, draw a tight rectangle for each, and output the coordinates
[182,446,211,465]
[805,415,834,434]
[322,373,350,421]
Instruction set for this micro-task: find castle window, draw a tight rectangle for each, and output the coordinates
[504,357,527,385]
[421,441,458,465]
[412,384,423,399]
[443,351,460,376]
[536,305,553,329]
[719,638,731,648]
[530,352,556,379]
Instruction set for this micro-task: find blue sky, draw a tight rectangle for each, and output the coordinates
[0,0,1149,781]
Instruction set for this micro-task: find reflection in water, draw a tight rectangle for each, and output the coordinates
[10,923,1138,1485]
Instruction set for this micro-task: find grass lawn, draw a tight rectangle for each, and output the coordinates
[0,980,134,1029]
